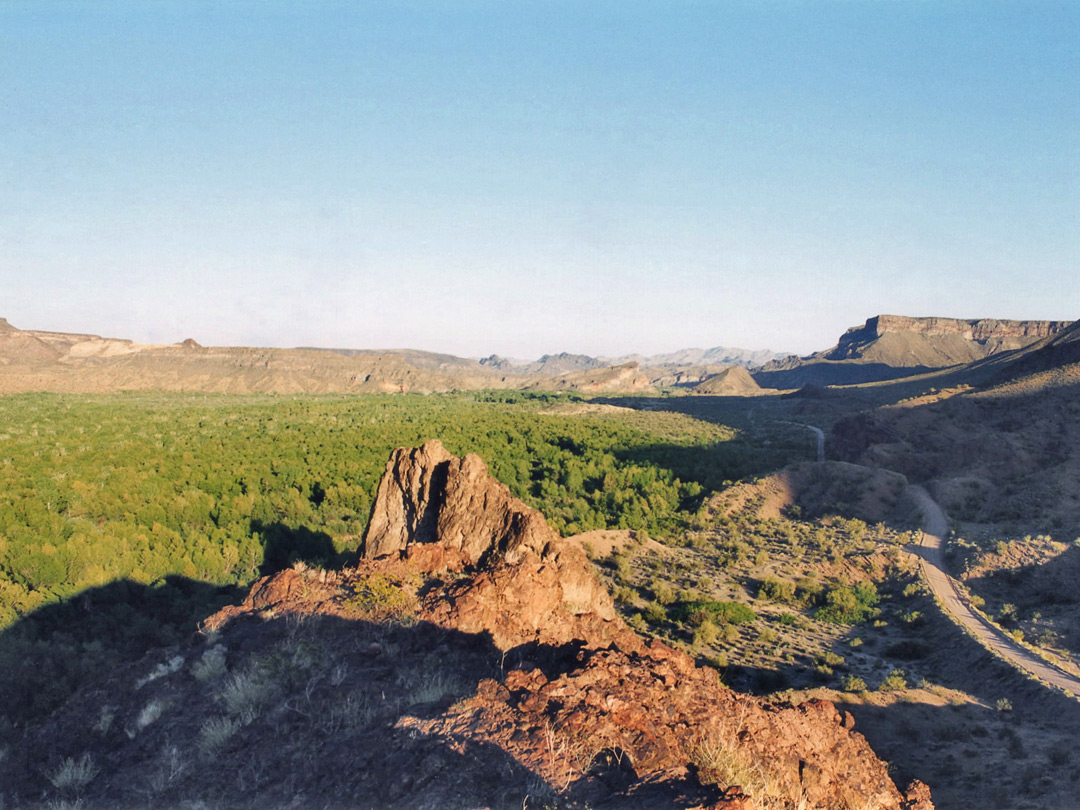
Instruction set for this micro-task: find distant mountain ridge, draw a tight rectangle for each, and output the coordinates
[0,319,780,396]
[481,345,786,377]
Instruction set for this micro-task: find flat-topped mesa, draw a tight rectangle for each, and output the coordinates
[360,439,560,568]
[845,314,1069,345]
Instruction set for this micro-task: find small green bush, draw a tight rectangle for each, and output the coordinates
[653,581,677,605]
[816,582,880,625]
[693,619,719,647]
[879,669,908,691]
[757,576,796,604]
[341,573,416,624]
[841,674,867,692]
[818,651,845,668]
[643,601,667,624]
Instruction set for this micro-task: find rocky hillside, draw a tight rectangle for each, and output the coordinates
[1,441,931,810]
[829,316,1080,531]
[756,315,1072,389]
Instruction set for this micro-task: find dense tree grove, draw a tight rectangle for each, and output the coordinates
[0,391,803,628]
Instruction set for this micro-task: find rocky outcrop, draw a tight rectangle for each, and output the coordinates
[208,442,930,809]
[403,639,931,810]
[361,439,560,567]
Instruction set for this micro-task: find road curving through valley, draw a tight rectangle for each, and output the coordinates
[907,485,1080,699]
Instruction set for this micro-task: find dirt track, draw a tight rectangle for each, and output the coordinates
[908,485,1080,699]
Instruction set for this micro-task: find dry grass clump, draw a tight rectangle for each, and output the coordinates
[218,666,278,724]
[45,753,98,795]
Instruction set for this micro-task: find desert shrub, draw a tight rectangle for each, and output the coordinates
[653,581,676,606]
[198,716,241,757]
[135,698,167,731]
[757,576,796,604]
[996,697,1013,712]
[817,651,845,668]
[778,613,797,626]
[341,573,417,624]
[218,666,278,724]
[841,674,867,692]
[693,619,719,647]
[879,669,908,691]
[397,670,468,706]
[902,582,924,598]
[192,645,228,682]
[757,627,779,645]
[816,582,879,625]
[643,601,667,624]
[899,610,923,625]
[677,600,756,627]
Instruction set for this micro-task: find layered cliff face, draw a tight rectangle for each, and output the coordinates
[831,315,1069,360]
[754,315,1073,389]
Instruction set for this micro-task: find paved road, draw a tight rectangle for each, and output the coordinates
[908,485,1080,698]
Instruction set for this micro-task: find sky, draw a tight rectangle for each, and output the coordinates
[2,1,1078,359]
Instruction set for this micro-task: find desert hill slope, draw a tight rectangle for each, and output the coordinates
[692,365,763,395]
[1,441,932,810]
[755,315,1071,389]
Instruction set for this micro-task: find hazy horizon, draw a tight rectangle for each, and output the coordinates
[3,2,1077,359]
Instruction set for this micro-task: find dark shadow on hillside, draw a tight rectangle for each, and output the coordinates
[251,519,342,575]
[0,520,353,736]
[611,441,807,495]
[754,361,936,389]
[0,604,721,809]
[0,575,244,734]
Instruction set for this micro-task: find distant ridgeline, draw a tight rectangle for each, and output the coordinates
[754,314,1073,389]
[0,318,782,396]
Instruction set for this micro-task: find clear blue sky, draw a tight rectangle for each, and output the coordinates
[2,1,1077,358]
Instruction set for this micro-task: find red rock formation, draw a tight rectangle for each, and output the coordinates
[361,439,559,567]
